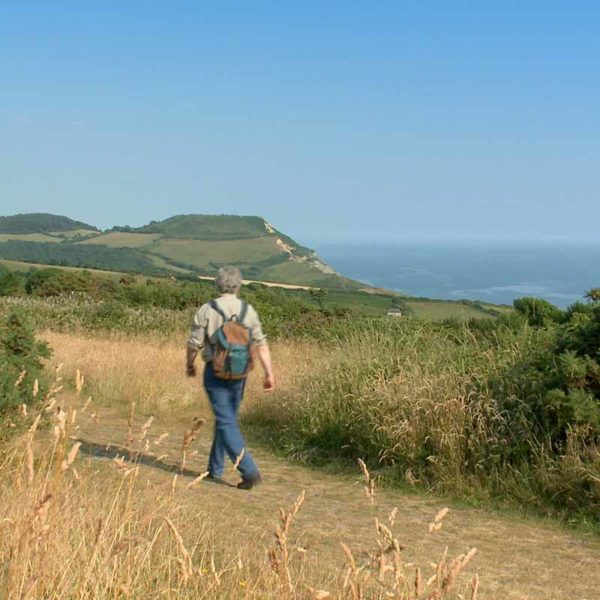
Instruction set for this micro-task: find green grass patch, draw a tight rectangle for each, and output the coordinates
[134,214,271,240]
[406,300,494,320]
[0,233,63,243]
[78,232,162,248]
[0,241,164,275]
[149,236,283,270]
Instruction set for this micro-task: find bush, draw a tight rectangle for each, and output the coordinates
[25,268,96,297]
[0,311,51,414]
[513,296,565,327]
[0,271,24,297]
[548,304,600,434]
[494,303,600,445]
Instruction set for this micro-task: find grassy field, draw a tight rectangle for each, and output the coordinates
[145,237,356,288]
[78,231,162,247]
[405,300,495,320]
[290,288,502,320]
[0,258,122,276]
[49,228,100,238]
[324,289,404,311]
[149,254,193,273]
[135,213,288,241]
[0,233,63,243]
[261,260,356,288]
[0,259,152,282]
[1,328,598,599]
[150,237,284,267]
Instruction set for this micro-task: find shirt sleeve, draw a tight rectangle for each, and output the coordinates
[247,304,267,346]
[188,304,209,350]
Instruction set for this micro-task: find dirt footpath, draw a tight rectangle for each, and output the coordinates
[72,405,600,600]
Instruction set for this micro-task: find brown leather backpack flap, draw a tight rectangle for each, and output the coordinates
[222,321,251,345]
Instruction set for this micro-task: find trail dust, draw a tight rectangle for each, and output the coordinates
[48,331,600,599]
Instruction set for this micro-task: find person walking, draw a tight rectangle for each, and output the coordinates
[186,266,275,489]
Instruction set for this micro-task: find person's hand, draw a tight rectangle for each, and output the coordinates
[263,373,275,392]
[186,364,197,378]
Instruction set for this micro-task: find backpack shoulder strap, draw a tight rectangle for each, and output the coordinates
[209,299,228,322]
[238,301,249,325]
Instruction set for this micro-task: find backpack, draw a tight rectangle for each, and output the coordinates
[209,300,254,380]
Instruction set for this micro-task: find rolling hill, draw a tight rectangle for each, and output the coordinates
[0,212,511,320]
[0,213,354,288]
[0,213,98,235]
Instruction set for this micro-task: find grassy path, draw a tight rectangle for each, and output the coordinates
[73,404,600,600]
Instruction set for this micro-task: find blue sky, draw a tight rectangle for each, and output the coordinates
[1,1,599,243]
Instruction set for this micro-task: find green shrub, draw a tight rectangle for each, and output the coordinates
[25,268,96,297]
[0,311,51,414]
[495,303,600,445]
[513,296,565,326]
[0,271,25,297]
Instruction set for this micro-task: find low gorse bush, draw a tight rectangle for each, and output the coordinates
[0,268,357,340]
[0,311,51,416]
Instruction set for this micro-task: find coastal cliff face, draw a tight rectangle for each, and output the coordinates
[293,252,337,275]
[307,255,337,275]
[268,224,337,276]
[0,213,348,288]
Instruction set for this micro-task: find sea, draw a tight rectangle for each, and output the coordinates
[312,240,600,308]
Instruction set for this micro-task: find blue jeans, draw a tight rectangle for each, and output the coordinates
[204,363,260,480]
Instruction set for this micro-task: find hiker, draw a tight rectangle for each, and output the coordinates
[186,266,275,489]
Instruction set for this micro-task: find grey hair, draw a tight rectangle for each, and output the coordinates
[215,266,243,294]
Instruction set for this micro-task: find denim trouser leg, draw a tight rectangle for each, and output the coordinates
[204,364,259,480]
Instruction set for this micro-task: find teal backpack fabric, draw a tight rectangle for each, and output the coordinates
[209,300,252,380]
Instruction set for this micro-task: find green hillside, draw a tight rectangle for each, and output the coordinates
[128,214,309,253]
[0,213,352,287]
[0,212,511,320]
[0,213,97,234]
[134,214,263,239]
[0,241,162,273]
[104,215,346,286]
[0,233,64,243]
[79,232,162,248]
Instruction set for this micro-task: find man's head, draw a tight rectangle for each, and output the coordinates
[216,266,242,295]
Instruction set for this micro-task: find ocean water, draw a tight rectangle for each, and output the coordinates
[314,241,600,308]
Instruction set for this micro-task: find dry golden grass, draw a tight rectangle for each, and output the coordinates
[42,331,203,414]
[0,368,480,599]
[7,330,597,599]
[42,331,320,416]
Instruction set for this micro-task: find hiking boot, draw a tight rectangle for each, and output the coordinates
[237,475,262,490]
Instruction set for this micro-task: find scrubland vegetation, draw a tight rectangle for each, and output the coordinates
[0,336,480,599]
[250,313,600,524]
[1,264,599,597]
[1,268,599,524]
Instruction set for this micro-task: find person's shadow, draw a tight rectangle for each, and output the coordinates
[75,439,235,486]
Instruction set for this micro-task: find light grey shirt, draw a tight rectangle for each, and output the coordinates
[187,294,267,362]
